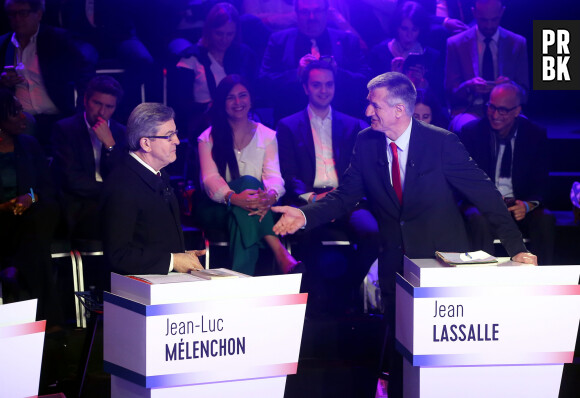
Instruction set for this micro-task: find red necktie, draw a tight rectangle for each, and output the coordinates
[390,142,402,204]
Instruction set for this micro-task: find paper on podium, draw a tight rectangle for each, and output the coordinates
[130,268,249,284]
[435,250,498,266]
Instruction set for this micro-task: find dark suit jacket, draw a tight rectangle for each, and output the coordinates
[277,108,368,205]
[301,120,526,285]
[0,24,94,115]
[100,154,185,275]
[0,134,56,204]
[52,112,127,199]
[259,27,369,121]
[458,116,549,204]
[445,26,528,110]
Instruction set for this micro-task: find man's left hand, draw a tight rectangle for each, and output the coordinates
[508,200,528,221]
[512,252,538,265]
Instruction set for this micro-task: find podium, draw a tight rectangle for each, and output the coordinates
[396,257,580,398]
[0,299,46,397]
[104,272,307,397]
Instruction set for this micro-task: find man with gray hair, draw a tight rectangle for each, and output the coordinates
[271,72,536,397]
[100,103,204,276]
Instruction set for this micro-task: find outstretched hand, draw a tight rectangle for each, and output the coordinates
[511,252,538,266]
[271,206,306,235]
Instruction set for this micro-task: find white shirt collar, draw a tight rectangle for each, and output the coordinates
[307,104,332,122]
[130,151,160,175]
[387,118,413,151]
[476,27,500,44]
[11,26,40,48]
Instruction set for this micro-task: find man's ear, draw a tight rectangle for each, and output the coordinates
[140,137,152,153]
[395,104,405,117]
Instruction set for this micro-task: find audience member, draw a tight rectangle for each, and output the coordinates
[271,72,537,397]
[52,75,128,240]
[445,0,528,132]
[57,0,155,119]
[196,74,299,275]
[413,88,449,129]
[176,2,258,139]
[100,102,205,275]
[459,83,555,264]
[369,1,443,98]
[0,88,61,325]
[0,0,94,154]
[259,0,369,122]
[277,57,379,314]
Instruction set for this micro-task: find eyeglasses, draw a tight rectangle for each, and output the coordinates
[6,9,34,18]
[145,131,178,141]
[486,103,519,116]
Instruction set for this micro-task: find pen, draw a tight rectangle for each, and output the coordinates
[464,252,472,259]
[29,188,35,203]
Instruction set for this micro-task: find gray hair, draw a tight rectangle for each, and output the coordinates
[491,82,522,106]
[127,103,175,151]
[367,72,417,117]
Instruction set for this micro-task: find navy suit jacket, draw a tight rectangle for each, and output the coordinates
[277,108,368,205]
[100,154,185,275]
[259,27,369,121]
[0,25,94,115]
[458,116,549,204]
[52,112,127,199]
[445,26,528,110]
[301,120,526,290]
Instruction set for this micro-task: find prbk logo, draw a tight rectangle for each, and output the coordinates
[533,20,580,90]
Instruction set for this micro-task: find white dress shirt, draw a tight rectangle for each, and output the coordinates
[386,119,413,190]
[11,30,60,115]
[198,122,286,203]
[477,28,499,80]
[177,52,226,104]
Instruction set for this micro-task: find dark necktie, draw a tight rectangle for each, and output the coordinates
[499,137,512,178]
[482,37,494,81]
[390,142,403,204]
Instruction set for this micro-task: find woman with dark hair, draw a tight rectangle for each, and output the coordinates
[196,75,298,275]
[0,88,61,325]
[176,2,258,137]
[413,88,450,129]
[369,1,442,86]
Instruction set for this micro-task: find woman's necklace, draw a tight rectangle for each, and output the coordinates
[233,121,255,154]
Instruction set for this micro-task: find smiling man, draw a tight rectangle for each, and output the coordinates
[53,75,127,239]
[459,83,555,264]
[272,72,536,397]
[100,103,204,276]
[276,58,378,315]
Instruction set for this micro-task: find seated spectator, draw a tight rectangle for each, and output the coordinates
[0,88,61,325]
[100,103,205,275]
[0,0,94,155]
[57,0,155,120]
[413,88,449,129]
[277,58,379,314]
[176,2,258,138]
[445,0,528,133]
[458,83,555,264]
[52,75,127,240]
[196,74,299,275]
[259,0,369,123]
[369,1,443,96]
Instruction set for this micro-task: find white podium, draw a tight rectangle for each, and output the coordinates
[396,257,580,398]
[0,299,46,397]
[104,273,307,398]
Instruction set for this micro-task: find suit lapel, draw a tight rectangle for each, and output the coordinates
[331,110,343,169]
[300,109,316,171]
[403,121,423,209]
[77,114,98,176]
[469,28,479,77]
[375,131,401,209]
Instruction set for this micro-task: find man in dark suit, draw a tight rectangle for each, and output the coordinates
[259,0,369,122]
[100,103,204,275]
[445,0,528,132]
[53,75,127,239]
[277,58,379,313]
[273,72,537,397]
[0,0,94,153]
[459,83,555,264]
